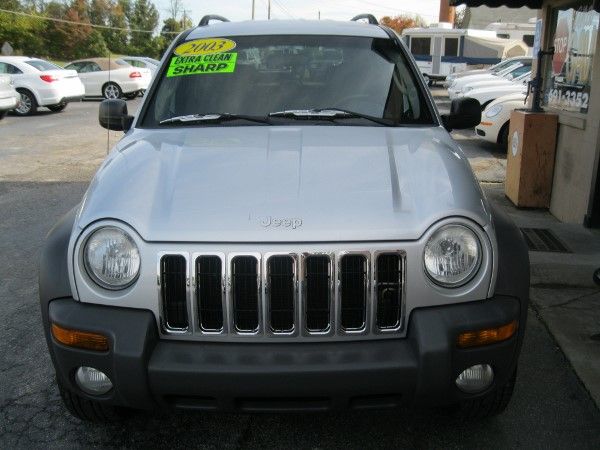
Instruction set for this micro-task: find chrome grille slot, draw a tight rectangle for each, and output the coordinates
[375,254,403,329]
[158,249,406,340]
[231,256,260,332]
[304,255,331,332]
[267,255,295,333]
[160,255,188,330]
[339,254,368,331]
[196,256,224,332]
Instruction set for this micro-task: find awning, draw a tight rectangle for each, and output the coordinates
[449,0,600,11]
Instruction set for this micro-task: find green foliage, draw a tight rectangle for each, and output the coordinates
[0,0,170,60]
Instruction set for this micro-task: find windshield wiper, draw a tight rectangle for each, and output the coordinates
[268,108,393,126]
[159,113,271,125]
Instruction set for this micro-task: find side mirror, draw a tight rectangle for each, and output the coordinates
[441,97,481,132]
[99,99,134,131]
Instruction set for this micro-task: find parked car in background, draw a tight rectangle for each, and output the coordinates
[445,56,532,86]
[466,81,528,112]
[447,62,530,99]
[476,92,527,150]
[0,74,20,119]
[0,56,85,116]
[120,56,159,77]
[64,58,151,99]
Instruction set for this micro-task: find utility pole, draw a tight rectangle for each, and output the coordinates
[318,10,321,20]
[268,0,271,20]
[252,0,255,19]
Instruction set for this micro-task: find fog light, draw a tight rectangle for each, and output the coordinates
[455,364,494,393]
[75,367,113,395]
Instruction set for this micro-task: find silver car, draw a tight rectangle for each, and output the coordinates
[40,14,529,422]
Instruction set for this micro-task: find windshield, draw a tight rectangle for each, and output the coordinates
[25,59,63,71]
[141,35,433,127]
[504,64,531,79]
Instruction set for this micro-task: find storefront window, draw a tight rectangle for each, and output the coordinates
[544,2,599,113]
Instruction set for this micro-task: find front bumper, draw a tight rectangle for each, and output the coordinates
[45,295,525,412]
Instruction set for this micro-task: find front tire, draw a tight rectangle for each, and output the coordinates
[14,89,37,116]
[0,110,6,120]
[47,103,68,112]
[58,379,124,422]
[102,82,122,100]
[498,122,510,152]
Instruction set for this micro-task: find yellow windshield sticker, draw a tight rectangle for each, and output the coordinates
[174,38,236,56]
[166,53,238,77]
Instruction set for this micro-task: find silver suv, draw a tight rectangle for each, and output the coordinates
[40,14,529,422]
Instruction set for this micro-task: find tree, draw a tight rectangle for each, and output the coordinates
[128,0,159,55]
[380,14,427,34]
[454,7,471,29]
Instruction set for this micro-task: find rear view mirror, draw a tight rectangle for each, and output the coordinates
[441,98,481,131]
[99,99,133,131]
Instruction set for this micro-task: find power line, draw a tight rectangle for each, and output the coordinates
[0,8,180,34]
[272,0,296,19]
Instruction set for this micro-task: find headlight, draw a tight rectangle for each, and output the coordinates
[83,226,140,290]
[485,104,503,118]
[424,224,481,287]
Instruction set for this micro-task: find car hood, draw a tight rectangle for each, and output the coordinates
[76,126,490,242]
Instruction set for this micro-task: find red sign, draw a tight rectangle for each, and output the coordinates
[552,14,570,75]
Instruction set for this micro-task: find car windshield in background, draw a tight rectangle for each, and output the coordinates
[25,59,63,71]
[142,35,433,127]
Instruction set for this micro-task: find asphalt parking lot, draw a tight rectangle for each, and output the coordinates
[1,94,599,448]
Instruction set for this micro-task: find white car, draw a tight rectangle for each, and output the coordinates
[120,56,159,77]
[466,82,528,112]
[0,74,20,119]
[445,56,532,86]
[447,63,529,99]
[0,56,85,115]
[475,92,527,150]
[64,58,151,99]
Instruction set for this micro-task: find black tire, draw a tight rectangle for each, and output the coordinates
[451,367,517,421]
[0,110,6,120]
[102,82,123,100]
[47,103,68,112]
[498,122,510,152]
[124,91,138,100]
[58,379,123,422]
[14,89,37,116]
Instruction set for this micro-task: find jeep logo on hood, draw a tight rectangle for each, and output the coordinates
[259,216,302,229]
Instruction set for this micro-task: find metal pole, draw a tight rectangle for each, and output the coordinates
[318,10,321,20]
[252,0,255,20]
[268,0,271,20]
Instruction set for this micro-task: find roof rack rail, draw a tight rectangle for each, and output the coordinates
[198,15,230,26]
[350,14,379,25]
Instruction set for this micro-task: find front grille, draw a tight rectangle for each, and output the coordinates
[160,255,188,330]
[158,250,406,340]
[196,256,223,331]
[267,256,295,332]
[231,256,260,332]
[340,255,368,330]
[375,254,403,329]
[304,255,331,332]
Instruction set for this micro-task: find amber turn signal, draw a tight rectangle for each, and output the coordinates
[457,320,518,348]
[51,323,109,352]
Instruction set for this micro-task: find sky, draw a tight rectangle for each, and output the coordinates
[155,0,445,25]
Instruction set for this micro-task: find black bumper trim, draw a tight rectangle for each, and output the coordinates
[46,295,524,411]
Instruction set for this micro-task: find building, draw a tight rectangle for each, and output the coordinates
[451,0,600,227]
[465,5,537,28]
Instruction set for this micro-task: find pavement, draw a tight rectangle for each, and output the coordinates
[1,94,600,448]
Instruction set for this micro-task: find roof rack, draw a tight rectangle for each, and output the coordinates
[350,14,379,25]
[198,15,230,26]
